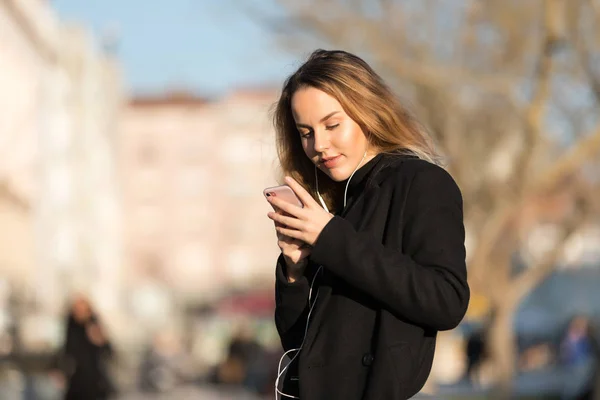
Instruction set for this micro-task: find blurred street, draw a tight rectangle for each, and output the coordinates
[0,377,266,400]
[117,385,265,400]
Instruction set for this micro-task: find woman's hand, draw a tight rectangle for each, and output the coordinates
[267,176,334,247]
[86,323,107,346]
[276,233,311,283]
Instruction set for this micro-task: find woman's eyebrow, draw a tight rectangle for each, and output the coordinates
[296,111,341,128]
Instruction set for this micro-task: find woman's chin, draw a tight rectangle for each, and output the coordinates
[323,168,351,182]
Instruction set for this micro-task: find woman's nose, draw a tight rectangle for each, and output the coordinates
[313,131,330,152]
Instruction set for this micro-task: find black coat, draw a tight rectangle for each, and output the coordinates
[275,154,470,399]
[61,314,114,400]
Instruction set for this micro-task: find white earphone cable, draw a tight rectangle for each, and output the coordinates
[275,150,369,399]
[275,265,323,399]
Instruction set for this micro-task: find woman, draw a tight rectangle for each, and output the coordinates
[59,295,115,400]
[267,49,470,399]
[559,316,600,400]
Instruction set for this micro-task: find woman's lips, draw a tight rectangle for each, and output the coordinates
[322,155,342,168]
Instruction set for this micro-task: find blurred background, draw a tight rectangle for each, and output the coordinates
[1,0,600,399]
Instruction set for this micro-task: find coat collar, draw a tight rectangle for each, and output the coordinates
[345,153,385,195]
[345,151,419,200]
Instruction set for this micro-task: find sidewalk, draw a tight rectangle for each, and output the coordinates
[117,385,265,400]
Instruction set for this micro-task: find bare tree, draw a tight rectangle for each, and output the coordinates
[246,0,600,394]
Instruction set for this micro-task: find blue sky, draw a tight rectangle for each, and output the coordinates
[52,0,303,96]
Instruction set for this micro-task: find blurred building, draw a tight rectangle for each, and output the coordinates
[36,23,124,317]
[120,89,281,314]
[0,0,124,350]
[0,0,54,295]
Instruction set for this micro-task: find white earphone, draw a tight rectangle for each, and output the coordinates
[275,150,369,399]
[275,265,323,399]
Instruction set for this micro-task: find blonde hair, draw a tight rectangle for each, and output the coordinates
[272,49,439,210]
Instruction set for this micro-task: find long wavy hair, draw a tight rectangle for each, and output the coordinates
[272,49,439,211]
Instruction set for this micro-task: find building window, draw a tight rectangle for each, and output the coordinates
[52,224,77,265]
[135,168,161,201]
[138,141,158,164]
[171,242,213,289]
[136,205,162,237]
[226,177,252,197]
[48,163,72,207]
[220,136,256,164]
[176,206,210,236]
[177,166,208,198]
[226,246,253,285]
[180,133,209,163]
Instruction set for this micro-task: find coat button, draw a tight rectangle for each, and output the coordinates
[362,353,374,366]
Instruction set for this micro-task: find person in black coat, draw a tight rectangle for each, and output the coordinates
[266,49,470,399]
[58,295,115,400]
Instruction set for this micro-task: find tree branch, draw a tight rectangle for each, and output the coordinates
[512,0,560,197]
[268,0,521,96]
[469,126,600,287]
[0,181,29,211]
[574,0,600,103]
[532,127,600,193]
[512,188,592,302]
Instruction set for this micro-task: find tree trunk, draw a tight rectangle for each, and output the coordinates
[488,301,519,399]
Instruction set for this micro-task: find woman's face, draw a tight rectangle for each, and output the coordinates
[291,86,373,182]
[72,297,92,323]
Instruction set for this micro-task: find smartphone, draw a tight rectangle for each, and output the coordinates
[263,185,304,209]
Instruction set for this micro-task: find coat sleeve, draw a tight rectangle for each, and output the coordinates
[310,165,469,331]
[274,254,311,351]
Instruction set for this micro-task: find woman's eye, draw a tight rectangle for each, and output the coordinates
[326,124,340,130]
[300,131,313,139]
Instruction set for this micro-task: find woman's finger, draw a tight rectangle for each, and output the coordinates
[268,196,304,218]
[276,226,304,242]
[268,212,303,230]
[284,176,320,208]
[278,234,304,247]
[278,240,303,251]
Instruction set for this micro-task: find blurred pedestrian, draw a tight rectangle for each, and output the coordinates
[465,328,486,384]
[138,331,181,393]
[56,294,115,400]
[267,49,469,399]
[559,316,599,400]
